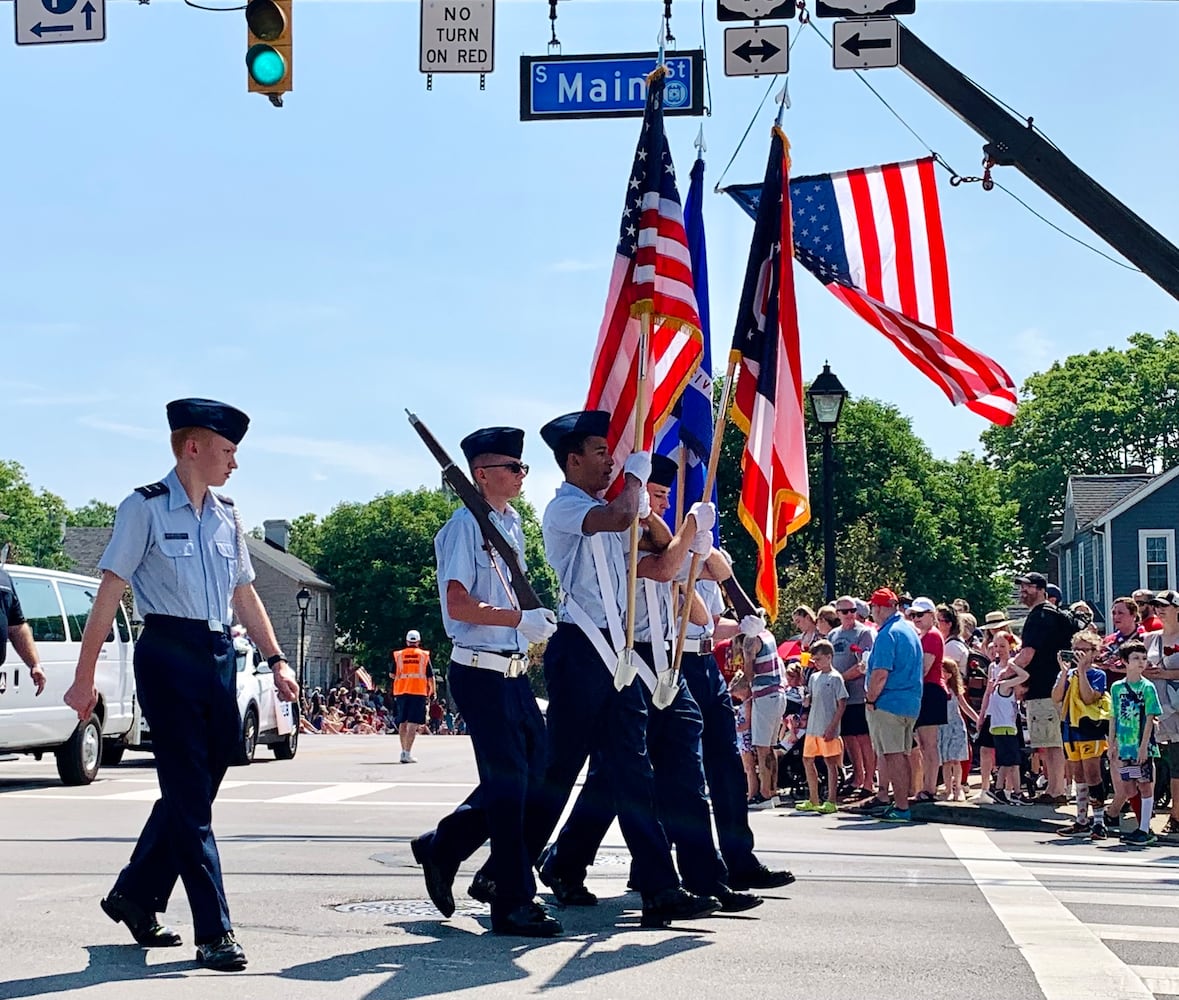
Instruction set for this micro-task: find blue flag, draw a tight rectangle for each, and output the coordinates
[656,155,719,543]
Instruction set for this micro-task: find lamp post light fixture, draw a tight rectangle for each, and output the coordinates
[295,586,311,692]
[807,363,849,603]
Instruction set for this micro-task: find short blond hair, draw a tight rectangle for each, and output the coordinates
[170,425,215,459]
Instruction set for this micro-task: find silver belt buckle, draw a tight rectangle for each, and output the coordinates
[506,655,525,679]
[469,651,479,669]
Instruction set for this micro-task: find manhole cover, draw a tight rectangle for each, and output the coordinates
[591,853,629,867]
[334,899,489,917]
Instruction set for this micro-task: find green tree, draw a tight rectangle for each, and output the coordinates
[982,331,1179,558]
[0,460,70,568]
[287,512,323,566]
[67,499,117,528]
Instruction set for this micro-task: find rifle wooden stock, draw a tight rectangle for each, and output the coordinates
[406,410,542,612]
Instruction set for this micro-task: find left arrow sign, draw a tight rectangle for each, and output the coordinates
[30,21,73,34]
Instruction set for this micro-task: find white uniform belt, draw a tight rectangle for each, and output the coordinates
[682,637,713,655]
[450,646,528,677]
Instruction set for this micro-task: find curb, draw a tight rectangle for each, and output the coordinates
[908,801,1066,833]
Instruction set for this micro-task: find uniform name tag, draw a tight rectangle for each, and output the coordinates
[164,532,190,540]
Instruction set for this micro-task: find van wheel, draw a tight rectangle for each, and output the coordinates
[56,714,103,785]
[234,708,258,766]
[100,742,126,766]
[272,712,298,760]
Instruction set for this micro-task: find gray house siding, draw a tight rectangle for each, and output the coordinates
[1109,474,1179,597]
[1062,529,1107,626]
[249,556,335,692]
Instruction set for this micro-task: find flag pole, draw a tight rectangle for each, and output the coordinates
[616,310,652,690]
[665,357,740,683]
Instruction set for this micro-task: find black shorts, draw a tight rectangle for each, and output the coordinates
[841,702,869,737]
[395,694,427,726]
[994,733,1021,768]
[916,681,949,728]
[977,716,994,749]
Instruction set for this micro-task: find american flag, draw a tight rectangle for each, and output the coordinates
[726,157,1018,426]
[585,67,703,484]
[729,128,809,618]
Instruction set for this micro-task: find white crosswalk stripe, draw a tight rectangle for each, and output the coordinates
[945,828,1179,1000]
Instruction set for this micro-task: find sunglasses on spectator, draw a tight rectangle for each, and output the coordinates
[837,608,856,614]
[477,462,529,475]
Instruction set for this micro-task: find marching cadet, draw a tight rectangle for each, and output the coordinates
[524,410,718,927]
[537,455,764,911]
[409,426,563,938]
[63,398,298,972]
[680,568,796,891]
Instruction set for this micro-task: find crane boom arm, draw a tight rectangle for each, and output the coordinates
[898,23,1179,302]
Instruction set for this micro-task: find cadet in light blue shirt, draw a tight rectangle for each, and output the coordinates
[63,398,298,972]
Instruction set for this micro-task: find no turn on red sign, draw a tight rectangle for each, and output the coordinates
[420,0,494,74]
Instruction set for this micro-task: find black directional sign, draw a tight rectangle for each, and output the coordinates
[717,0,795,22]
[724,25,789,76]
[832,17,899,69]
[815,0,915,16]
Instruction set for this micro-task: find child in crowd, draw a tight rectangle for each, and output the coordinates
[976,630,1018,800]
[938,657,978,801]
[1103,641,1162,846]
[797,640,847,814]
[1053,628,1111,840]
[729,671,759,801]
[979,657,1029,805]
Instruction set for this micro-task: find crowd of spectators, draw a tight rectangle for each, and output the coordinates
[299,685,465,737]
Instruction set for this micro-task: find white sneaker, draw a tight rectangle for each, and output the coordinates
[400,750,411,764]
[975,791,995,804]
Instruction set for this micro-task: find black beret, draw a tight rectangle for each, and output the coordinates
[460,427,524,462]
[166,398,250,445]
[539,410,611,452]
[649,454,678,488]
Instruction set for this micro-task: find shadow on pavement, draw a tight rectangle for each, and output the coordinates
[0,944,191,999]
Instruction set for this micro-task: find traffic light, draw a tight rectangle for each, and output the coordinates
[246,0,292,106]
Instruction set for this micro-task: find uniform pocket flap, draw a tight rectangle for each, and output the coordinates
[216,542,236,558]
[159,538,195,557]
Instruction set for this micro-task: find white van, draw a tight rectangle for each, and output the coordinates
[0,565,139,784]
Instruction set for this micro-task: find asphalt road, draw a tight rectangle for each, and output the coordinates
[2,735,1178,1000]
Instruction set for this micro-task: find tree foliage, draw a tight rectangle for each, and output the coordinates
[66,499,117,528]
[0,461,70,569]
[982,331,1179,557]
[715,385,1017,618]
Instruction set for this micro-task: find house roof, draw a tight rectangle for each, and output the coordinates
[1093,464,1179,528]
[246,537,333,590]
[63,526,331,590]
[1067,474,1155,528]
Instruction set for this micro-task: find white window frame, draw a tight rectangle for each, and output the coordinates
[1078,543,1086,600]
[1065,548,1073,603]
[1139,529,1177,591]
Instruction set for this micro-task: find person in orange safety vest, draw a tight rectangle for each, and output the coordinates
[392,630,435,763]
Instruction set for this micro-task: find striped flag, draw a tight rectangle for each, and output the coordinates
[654,154,719,540]
[729,128,810,617]
[725,157,1017,426]
[585,67,703,485]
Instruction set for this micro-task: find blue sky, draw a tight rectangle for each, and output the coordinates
[0,0,1175,531]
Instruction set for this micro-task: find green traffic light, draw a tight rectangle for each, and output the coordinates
[246,44,286,87]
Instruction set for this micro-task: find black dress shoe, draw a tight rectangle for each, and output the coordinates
[411,833,456,918]
[195,931,248,971]
[468,872,497,905]
[714,887,764,913]
[490,901,564,938]
[640,887,721,928]
[100,891,182,948]
[537,864,598,907]
[727,864,796,891]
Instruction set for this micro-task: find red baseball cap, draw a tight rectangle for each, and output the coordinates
[869,587,899,607]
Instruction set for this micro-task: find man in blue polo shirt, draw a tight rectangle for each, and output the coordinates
[859,588,923,822]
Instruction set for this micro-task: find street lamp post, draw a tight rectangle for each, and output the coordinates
[295,587,311,692]
[807,363,848,603]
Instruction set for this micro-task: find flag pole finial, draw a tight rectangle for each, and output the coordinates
[657,20,666,67]
[694,125,706,159]
[774,79,790,127]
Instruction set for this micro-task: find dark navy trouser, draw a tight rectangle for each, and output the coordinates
[681,651,760,878]
[429,661,547,915]
[114,616,239,944]
[527,624,678,897]
[546,651,727,896]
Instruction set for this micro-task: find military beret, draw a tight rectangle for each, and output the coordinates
[460,427,524,462]
[649,454,678,488]
[166,398,250,445]
[539,410,611,452]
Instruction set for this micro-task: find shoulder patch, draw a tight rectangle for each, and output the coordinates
[134,482,169,500]
[214,492,235,506]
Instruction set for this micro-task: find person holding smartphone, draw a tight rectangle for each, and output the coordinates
[1051,629,1110,839]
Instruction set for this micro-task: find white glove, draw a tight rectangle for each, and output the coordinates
[739,614,765,637]
[688,501,716,535]
[518,608,558,644]
[637,489,652,520]
[689,528,712,556]
[624,451,652,485]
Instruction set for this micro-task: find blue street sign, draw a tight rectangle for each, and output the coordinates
[519,50,704,122]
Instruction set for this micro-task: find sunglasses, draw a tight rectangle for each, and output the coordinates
[477,462,529,475]
[837,608,856,614]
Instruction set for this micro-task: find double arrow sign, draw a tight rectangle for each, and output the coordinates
[723,24,789,77]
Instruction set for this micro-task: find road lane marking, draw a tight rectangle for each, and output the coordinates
[1129,966,1179,994]
[1056,890,1179,908]
[1092,924,1179,943]
[942,828,1153,1000]
[265,782,397,803]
